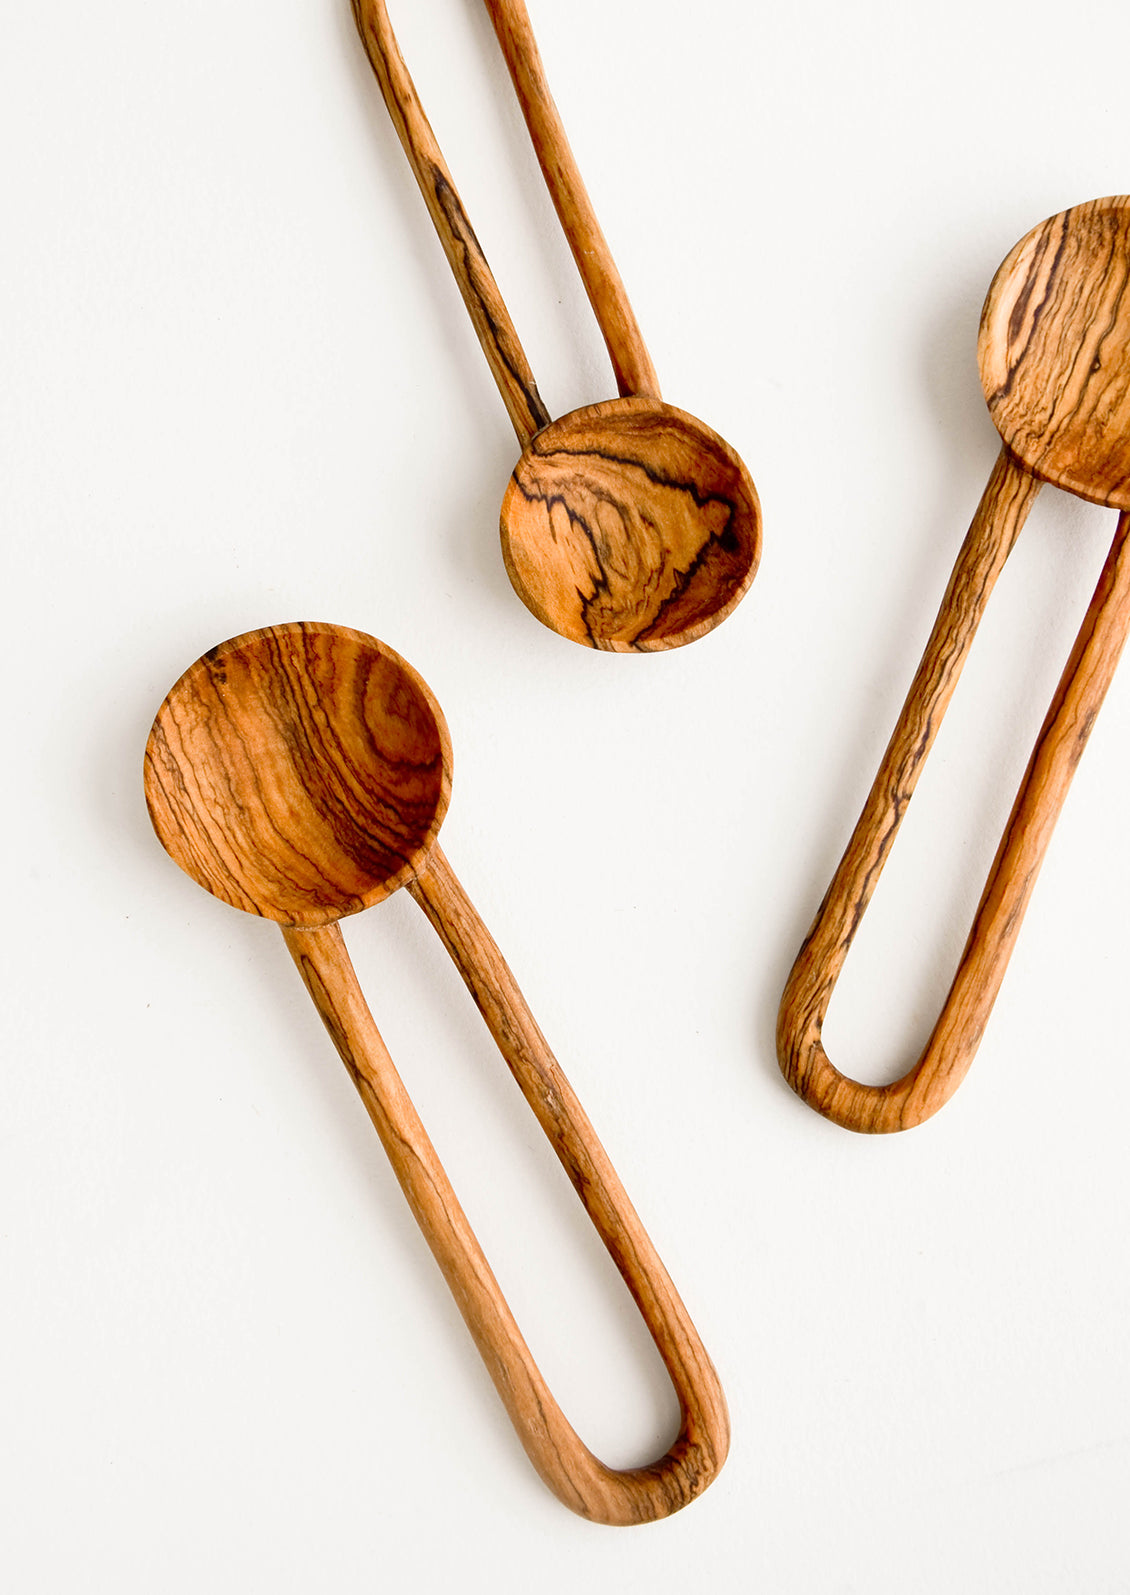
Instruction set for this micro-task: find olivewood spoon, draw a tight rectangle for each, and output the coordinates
[144,620,728,1524]
[778,196,1130,1134]
[351,0,761,650]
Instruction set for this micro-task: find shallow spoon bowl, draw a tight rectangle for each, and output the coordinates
[145,620,729,1521]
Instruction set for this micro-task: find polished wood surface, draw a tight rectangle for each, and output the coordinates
[144,623,451,926]
[146,621,728,1523]
[349,0,760,649]
[982,197,1130,513]
[778,197,1130,1133]
[501,397,761,649]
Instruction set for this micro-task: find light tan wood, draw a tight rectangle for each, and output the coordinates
[145,621,728,1524]
[778,196,1130,1133]
[350,0,760,650]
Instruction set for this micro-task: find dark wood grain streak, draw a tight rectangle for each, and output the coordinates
[430,166,552,437]
[145,622,728,1522]
[777,197,1130,1132]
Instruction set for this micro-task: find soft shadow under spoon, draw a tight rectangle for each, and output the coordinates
[352,0,761,650]
[777,196,1130,1133]
[144,620,728,1523]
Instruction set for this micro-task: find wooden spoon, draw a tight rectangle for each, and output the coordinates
[144,621,729,1523]
[351,0,761,651]
[777,196,1130,1134]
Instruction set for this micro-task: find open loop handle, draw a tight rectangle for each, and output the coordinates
[351,0,659,449]
[284,842,727,1524]
[777,449,1130,1132]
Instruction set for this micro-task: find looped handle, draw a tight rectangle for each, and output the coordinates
[285,842,727,1524]
[778,452,1130,1133]
[351,0,659,448]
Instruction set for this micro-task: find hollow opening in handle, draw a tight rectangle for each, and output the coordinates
[778,459,1130,1133]
[282,845,728,1523]
[820,489,1097,1083]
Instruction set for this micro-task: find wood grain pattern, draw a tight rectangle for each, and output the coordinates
[145,622,728,1523]
[501,397,761,650]
[144,623,451,927]
[350,0,760,649]
[778,197,1130,1133]
[981,197,1130,511]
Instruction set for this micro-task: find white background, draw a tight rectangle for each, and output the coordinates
[3,0,1128,1588]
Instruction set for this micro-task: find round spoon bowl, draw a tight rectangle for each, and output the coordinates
[144,622,452,927]
[499,397,762,651]
[979,195,1130,511]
